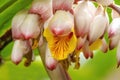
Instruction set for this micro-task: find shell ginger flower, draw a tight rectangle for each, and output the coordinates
[43,10,77,60]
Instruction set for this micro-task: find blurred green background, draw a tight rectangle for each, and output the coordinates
[0,0,120,80]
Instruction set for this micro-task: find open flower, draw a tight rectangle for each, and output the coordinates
[48,10,74,36]
[44,10,77,60]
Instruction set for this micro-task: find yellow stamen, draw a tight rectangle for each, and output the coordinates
[32,39,38,49]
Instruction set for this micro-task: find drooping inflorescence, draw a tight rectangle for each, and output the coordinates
[11,0,120,70]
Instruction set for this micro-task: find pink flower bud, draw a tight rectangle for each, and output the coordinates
[11,40,30,65]
[52,0,74,13]
[74,1,96,37]
[76,36,87,50]
[20,14,40,40]
[96,0,113,6]
[12,10,28,39]
[48,10,74,36]
[100,38,108,53]
[83,40,93,59]
[108,18,120,38]
[45,44,58,70]
[108,18,120,50]
[89,7,108,44]
[109,35,120,50]
[29,0,53,21]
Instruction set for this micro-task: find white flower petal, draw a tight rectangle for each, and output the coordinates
[89,12,108,44]
[74,1,95,37]
[109,35,120,50]
[20,14,40,40]
[29,0,53,21]
[11,40,30,64]
[108,18,120,38]
[52,0,74,13]
[49,10,74,36]
[12,10,28,39]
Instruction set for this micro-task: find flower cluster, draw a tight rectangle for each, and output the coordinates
[11,0,120,70]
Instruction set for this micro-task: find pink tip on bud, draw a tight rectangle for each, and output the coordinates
[83,40,93,59]
[109,35,120,50]
[100,38,108,53]
[45,45,58,70]
[11,40,29,64]
[20,14,40,40]
[76,36,86,50]
[51,27,64,35]
[108,18,120,38]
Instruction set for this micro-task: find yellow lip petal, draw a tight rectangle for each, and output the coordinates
[44,27,77,60]
[89,39,102,50]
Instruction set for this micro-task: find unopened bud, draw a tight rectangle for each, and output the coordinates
[74,1,96,37]
[29,0,53,21]
[45,45,58,70]
[12,10,28,39]
[11,40,30,64]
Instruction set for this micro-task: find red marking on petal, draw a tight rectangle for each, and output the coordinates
[74,0,79,4]
[52,28,64,35]
[83,52,89,59]
[68,32,73,39]
[109,40,115,50]
[22,33,32,40]
[108,29,115,38]
[89,51,93,59]
[77,45,83,50]
[46,63,57,71]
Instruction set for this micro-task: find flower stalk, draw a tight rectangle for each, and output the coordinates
[39,41,71,80]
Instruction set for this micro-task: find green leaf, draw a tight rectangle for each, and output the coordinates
[0,0,33,29]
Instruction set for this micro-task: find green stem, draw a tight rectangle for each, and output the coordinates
[109,3,120,14]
